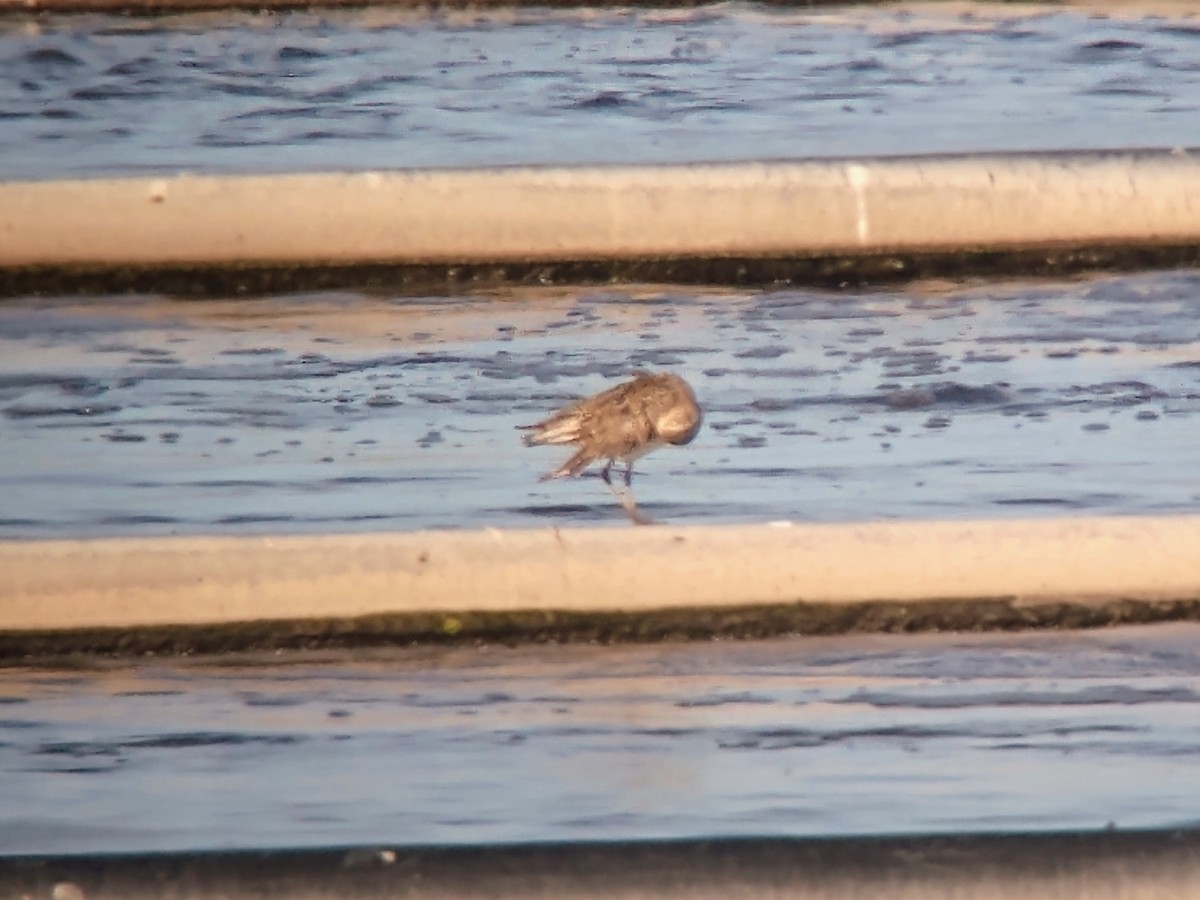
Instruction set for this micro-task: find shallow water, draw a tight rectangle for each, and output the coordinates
[2,271,1200,536]
[1,3,1198,180]
[2,623,1199,855]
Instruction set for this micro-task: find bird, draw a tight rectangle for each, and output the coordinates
[518,371,702,525]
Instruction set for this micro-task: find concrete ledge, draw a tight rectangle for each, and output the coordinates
[2,150,1199,294]
[5,830,1200,900]
[4,516,1200,657]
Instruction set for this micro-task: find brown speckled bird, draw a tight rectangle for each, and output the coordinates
[519,371,702,525]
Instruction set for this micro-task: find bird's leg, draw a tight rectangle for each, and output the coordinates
[620,494,657,526]
[599,461,630,504]
[616,460,657,527]
[599,461,620,497]
[599,459,627,502]
[599,459,655,525]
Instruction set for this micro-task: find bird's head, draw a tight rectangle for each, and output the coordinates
[657,398,703,446]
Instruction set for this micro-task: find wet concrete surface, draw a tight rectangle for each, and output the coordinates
[2,271,1200,536]
[1,3,1199,180]
[2,623,1199,855]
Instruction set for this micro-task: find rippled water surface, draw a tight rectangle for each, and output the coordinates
[2,271,1200,536]
[2,267,1200,535]
[1,2,1198,179]
[2,624,1199,854]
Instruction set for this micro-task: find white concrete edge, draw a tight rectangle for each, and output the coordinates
[2,149,1198,268]
[3,515,1199,631]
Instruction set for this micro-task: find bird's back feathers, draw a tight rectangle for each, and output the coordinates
[519,371,702,481]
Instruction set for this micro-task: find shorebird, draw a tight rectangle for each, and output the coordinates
[519,371,702,525]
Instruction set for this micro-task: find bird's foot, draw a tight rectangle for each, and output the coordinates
[616,491,658,527]
[601,477,658,526]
